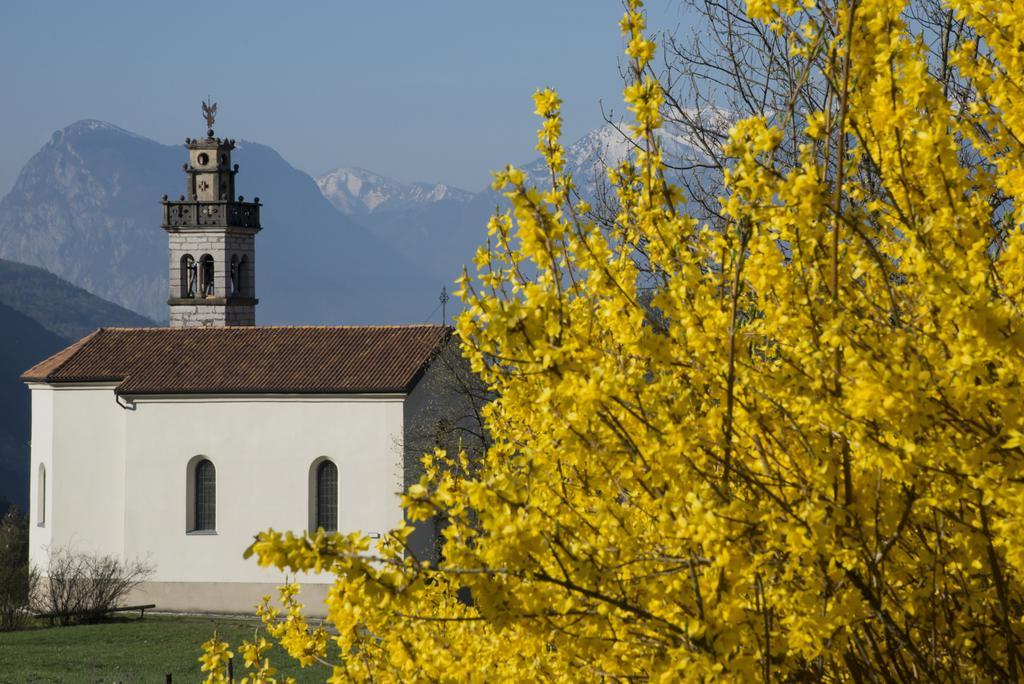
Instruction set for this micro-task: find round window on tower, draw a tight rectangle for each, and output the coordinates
[197,152,209,166]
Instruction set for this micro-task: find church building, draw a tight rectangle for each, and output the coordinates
[21,111,461,614]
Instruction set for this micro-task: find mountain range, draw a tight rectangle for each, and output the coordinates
[0,121,442,325]
[0,119,706,326]
[314,124,706,292]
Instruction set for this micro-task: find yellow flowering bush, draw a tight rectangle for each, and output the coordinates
[198,633,234,683]
[203,0,1024,679]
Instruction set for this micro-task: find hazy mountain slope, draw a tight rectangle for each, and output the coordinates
[0,258,153,339]
[234,143,445,324]
[353,198,490,293]
[0,302,69,512]
[0,121,175,321]
[0,120,444,325]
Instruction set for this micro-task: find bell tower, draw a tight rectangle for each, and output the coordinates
[161,100,261,327]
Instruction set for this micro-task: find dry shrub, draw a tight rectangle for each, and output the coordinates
[35,548,152,625]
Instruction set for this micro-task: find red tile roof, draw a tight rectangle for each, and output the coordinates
[22,326,451,395]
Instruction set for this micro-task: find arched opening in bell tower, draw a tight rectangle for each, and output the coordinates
[199,254,215,297]
[229,255,239,296]
[180,254,197,298]
[238,256,250,297]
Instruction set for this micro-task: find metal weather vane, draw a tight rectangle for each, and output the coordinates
[202,98,217,132]
[440,286,450,322]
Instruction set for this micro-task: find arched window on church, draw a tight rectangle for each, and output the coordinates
[199,254,215,297]
[187,457,216,532]
[37,463,46,527]
[181,254,197,298]
[309,458,338,532]
[238,255,249,297]
[229,255,239,297]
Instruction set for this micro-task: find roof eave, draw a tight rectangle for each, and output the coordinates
[117,389,410,399]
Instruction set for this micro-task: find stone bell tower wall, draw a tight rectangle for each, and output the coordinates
[167,229,257,327]
[167,231,256,301]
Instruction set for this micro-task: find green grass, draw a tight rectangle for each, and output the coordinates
[0,615,336,683]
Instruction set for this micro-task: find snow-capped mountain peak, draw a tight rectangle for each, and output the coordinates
[316,166,473,215]
[521,120,716,193]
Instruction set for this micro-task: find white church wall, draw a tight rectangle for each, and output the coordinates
[29,384,127,567]
[122,394,405,589]
[27,385,54,571]
[28,384,411,613]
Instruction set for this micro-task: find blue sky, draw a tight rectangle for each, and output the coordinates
[0,1,690,195]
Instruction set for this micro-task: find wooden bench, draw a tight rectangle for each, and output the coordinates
[35,603,156,625]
